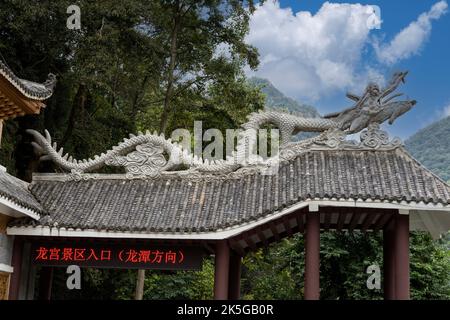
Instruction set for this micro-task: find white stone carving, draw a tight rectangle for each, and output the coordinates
[27,72,415,178]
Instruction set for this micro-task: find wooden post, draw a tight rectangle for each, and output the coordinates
[383,219,396,300]
[214,240,230,300]
[228,253,242,300]
[8,237,23,300]
[38,267,53,300]
[304,212,320,300]
[395,213,410,300]
[134,269,145,300]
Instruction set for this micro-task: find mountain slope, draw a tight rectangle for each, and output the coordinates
[405,116,450,182]
[249,77,320,117]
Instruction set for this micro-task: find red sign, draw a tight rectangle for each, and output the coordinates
[31,242,204,270]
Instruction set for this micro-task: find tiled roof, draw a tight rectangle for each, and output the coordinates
[0,60,55,100]
[0,168,43,214]
[9,148,450,232]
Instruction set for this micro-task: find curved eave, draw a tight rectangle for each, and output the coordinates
[0,194,40,220]
[0,61,54,101]
[7,198,450,240]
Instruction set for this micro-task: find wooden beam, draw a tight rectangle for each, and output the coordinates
[323,211,332,230]
[373,212,394,232]
[202,242,215,255]
[230,226,268,251]
[336,210,347,232]
[348,210,363,232]
[268,222,280,241]
[256,228,268,247]
[228,240,245,257]
[282,217,293,237]
[296,213,305,233]
[361,212,380,232]
[244,234,257,251]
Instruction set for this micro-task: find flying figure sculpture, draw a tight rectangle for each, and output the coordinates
[324,71,417,133]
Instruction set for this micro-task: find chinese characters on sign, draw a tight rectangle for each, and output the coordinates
[32,243,204,270]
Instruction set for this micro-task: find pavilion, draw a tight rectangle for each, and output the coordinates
[1,67,450,300]
[0,60,55,299]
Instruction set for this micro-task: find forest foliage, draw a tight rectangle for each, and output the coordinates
[0,0,449,300]
[406,116,450,182]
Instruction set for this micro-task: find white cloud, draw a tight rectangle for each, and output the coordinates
[245,1,384,101]
[375,1,448,65]
[245,1,446,102]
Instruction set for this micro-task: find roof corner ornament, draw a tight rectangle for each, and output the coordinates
[27,71,415,178]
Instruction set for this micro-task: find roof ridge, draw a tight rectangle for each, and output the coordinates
[29,148,446,187]
[0,170,44,214]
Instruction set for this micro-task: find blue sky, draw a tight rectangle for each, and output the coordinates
[245,0,450,138]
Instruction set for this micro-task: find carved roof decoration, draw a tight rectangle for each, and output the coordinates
[6,71,450,236]
[0,60,56,120]
[27,71,416,180]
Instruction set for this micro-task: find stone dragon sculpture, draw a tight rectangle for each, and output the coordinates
[27,72,416,178]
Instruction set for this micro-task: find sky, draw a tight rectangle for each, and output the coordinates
[244,0,450,139]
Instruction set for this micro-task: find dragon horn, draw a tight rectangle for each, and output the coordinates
[30,141,44,155]
[44,130,52,144]
[40,155,52,161]
[26,129,51,153]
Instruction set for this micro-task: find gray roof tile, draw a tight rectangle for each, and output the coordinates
[9,148,450,232]
[0,169,43,213]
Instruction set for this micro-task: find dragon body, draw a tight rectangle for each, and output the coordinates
[27,111,336,175]
[27,72,416,176]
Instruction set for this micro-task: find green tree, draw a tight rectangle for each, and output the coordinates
[138,0,259,134]
[0,0,262,180]
[242,231,450,300]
